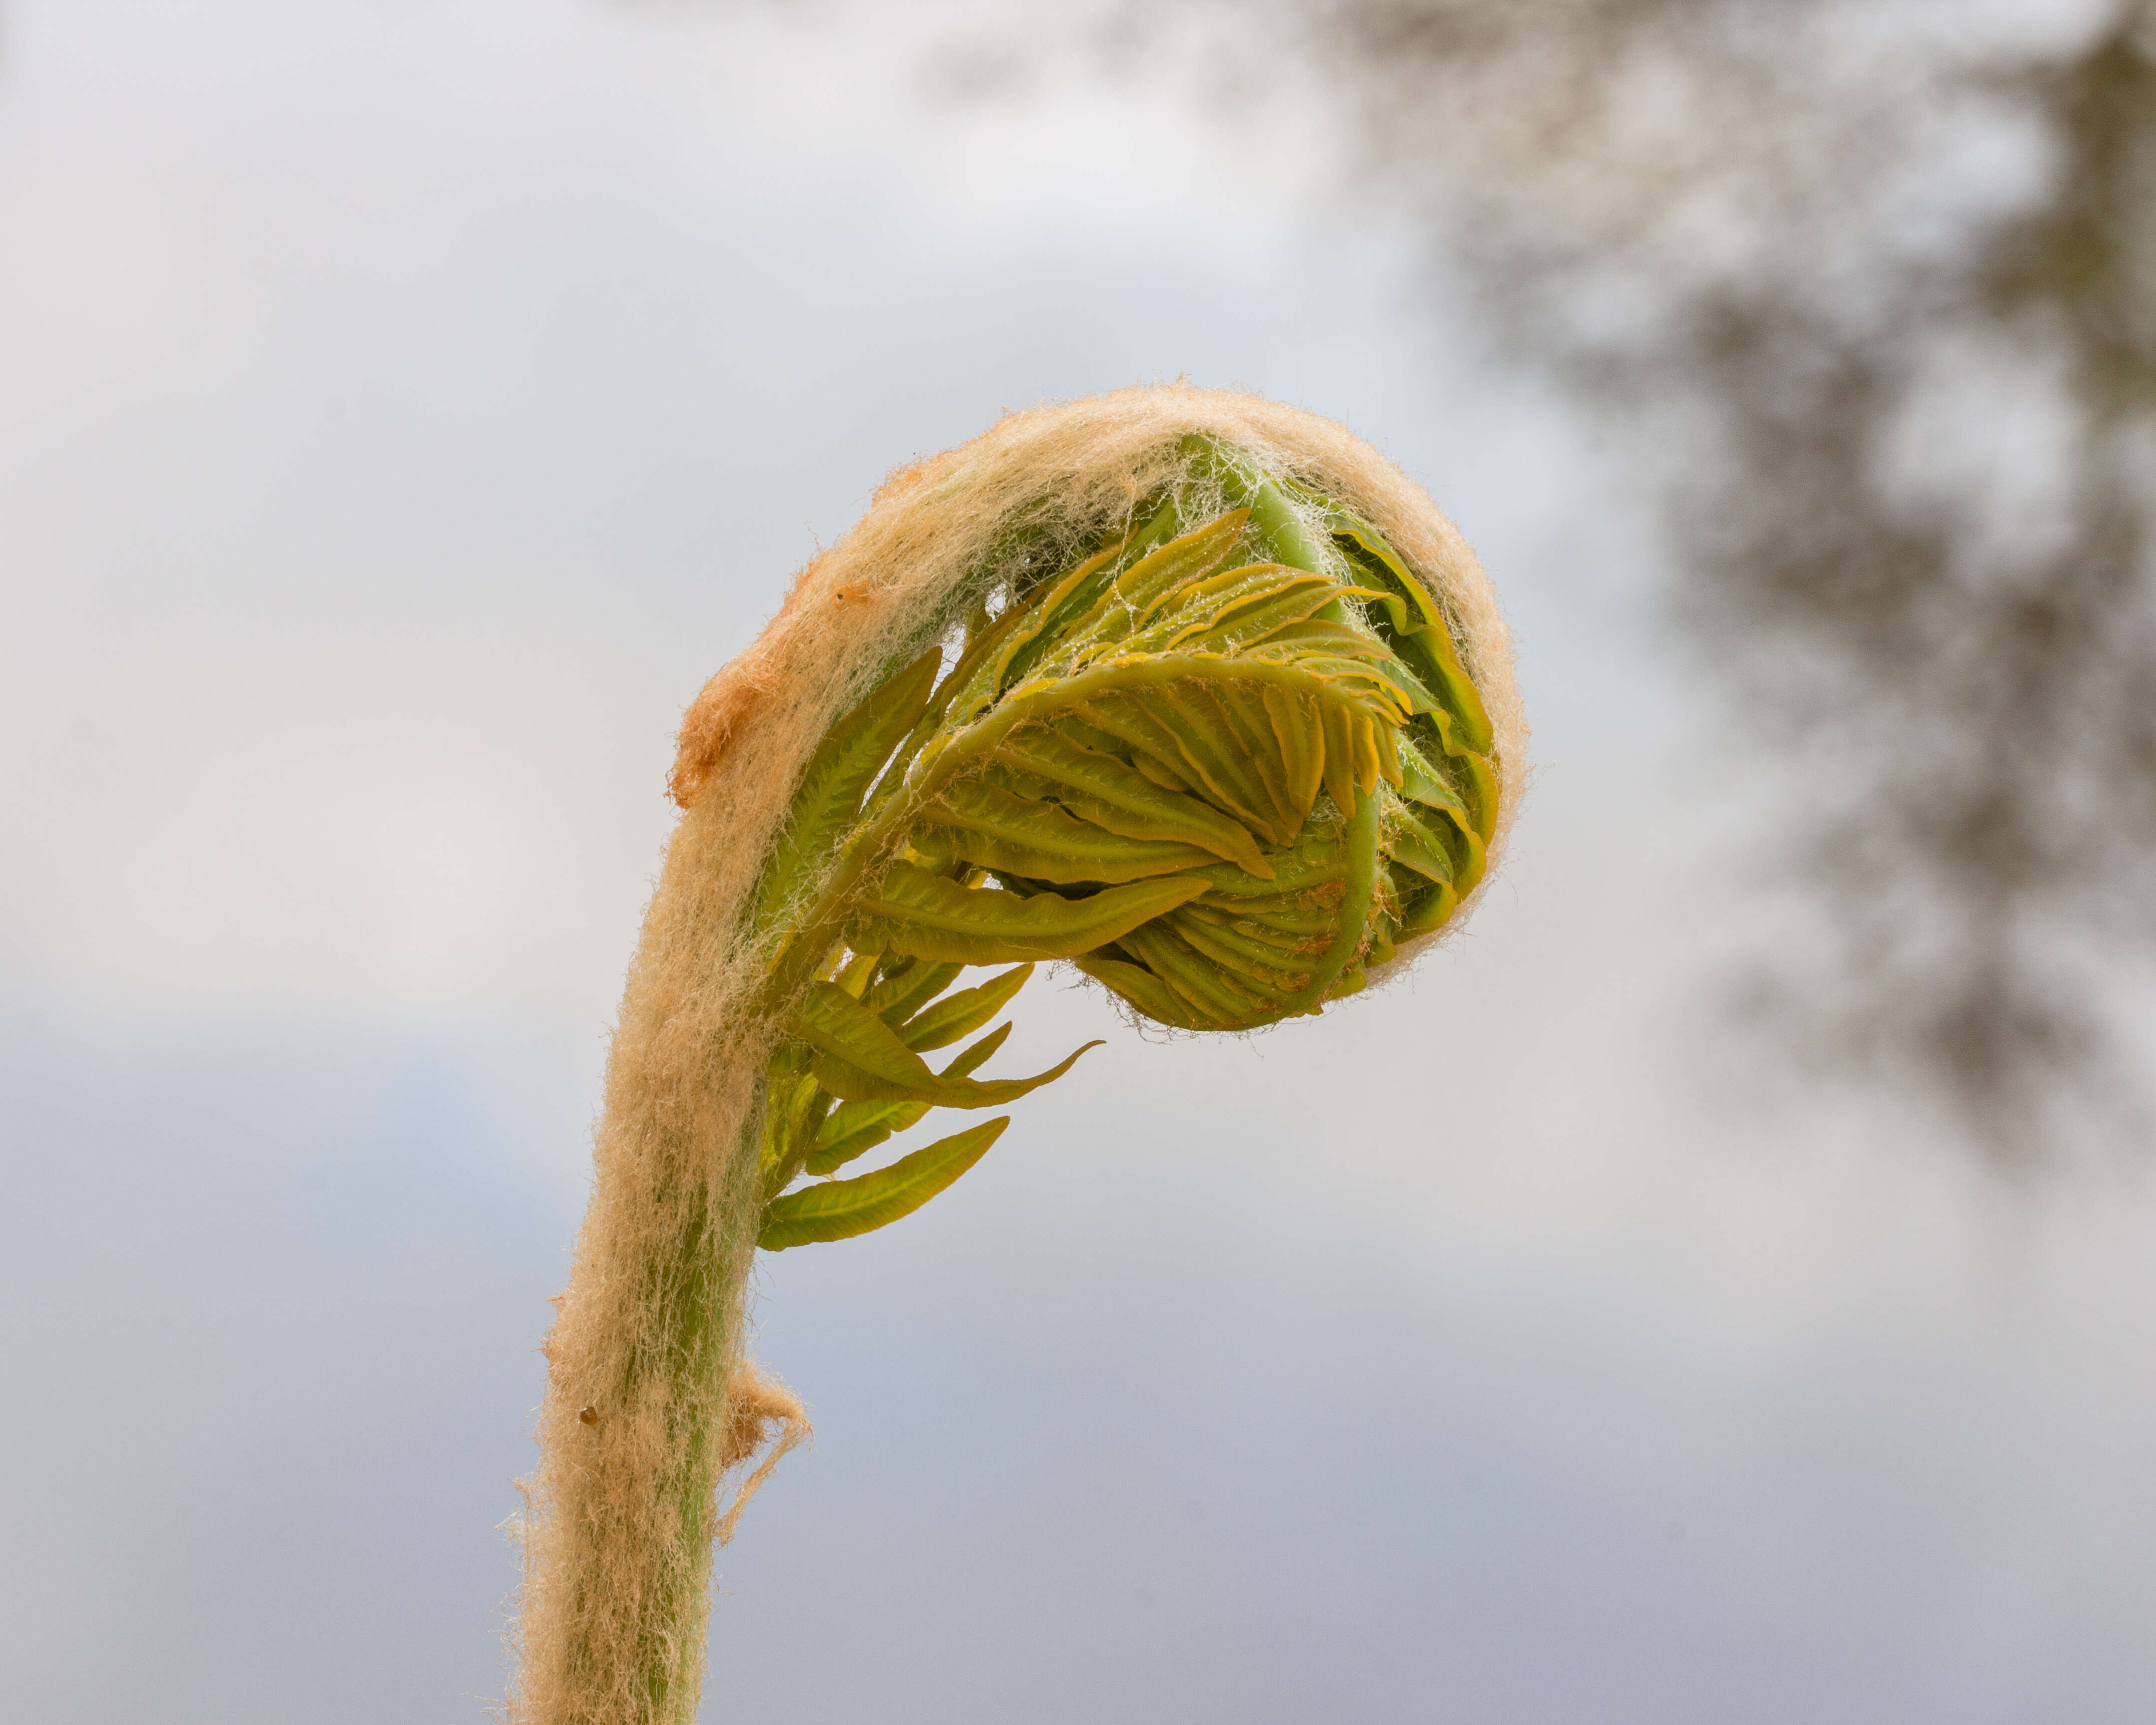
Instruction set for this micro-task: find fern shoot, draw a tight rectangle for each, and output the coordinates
[510,387,1524,1725]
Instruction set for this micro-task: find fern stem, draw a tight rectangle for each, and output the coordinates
[514,799,775,1725]
[511,395,1522,1721]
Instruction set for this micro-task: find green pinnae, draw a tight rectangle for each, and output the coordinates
[746,446,1505,1253]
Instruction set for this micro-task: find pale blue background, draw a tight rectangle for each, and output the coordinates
[3,4,2152,1720]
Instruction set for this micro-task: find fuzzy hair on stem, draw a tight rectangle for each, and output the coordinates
[508,383,1525,1725]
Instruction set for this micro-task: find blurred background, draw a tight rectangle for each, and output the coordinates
[5,1,2155,1720]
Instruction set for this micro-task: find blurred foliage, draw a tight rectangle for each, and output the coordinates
[1024,0,2156,1157]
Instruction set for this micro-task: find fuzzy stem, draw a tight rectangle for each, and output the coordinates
[513,799,776,1725]
[512,397,1522,1718]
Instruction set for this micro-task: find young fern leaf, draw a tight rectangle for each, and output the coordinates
[516,394,1521,1725]
[751,646,941,928]
[746,466,1505,1242]
[759,1118,1010,1252]
[863,957,965,1024]
[895,962,1034,1052]
[802,1023,1012,1177]
[791,979,1099,1109]
[849,863,1208,964]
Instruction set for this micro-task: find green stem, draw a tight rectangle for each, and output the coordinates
[642,1136,763,1723]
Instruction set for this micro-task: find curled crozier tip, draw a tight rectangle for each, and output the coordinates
[683,383,1523,1030]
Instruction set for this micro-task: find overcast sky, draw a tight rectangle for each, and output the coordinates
[4,3,2154,1721]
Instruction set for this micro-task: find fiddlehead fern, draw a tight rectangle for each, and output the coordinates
[747,438,1502,1250]
[512,391,1522,1725]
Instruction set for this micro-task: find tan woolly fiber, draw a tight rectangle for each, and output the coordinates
[511,384,1523,1725]
[711,1362,810,1547]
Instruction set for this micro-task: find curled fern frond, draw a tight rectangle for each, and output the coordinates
[514,389,1522,1725]
[746,437,1505,1251]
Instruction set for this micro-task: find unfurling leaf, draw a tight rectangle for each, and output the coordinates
[792,980,1099,1107]
[753,646,941,932]
[751,441,1503,1247]
[894,963,1034,1052]
[920,778,1223,883]
[850,862,1209,963]
[760,1118,1011,1251]
[803,1021,1013,1176]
